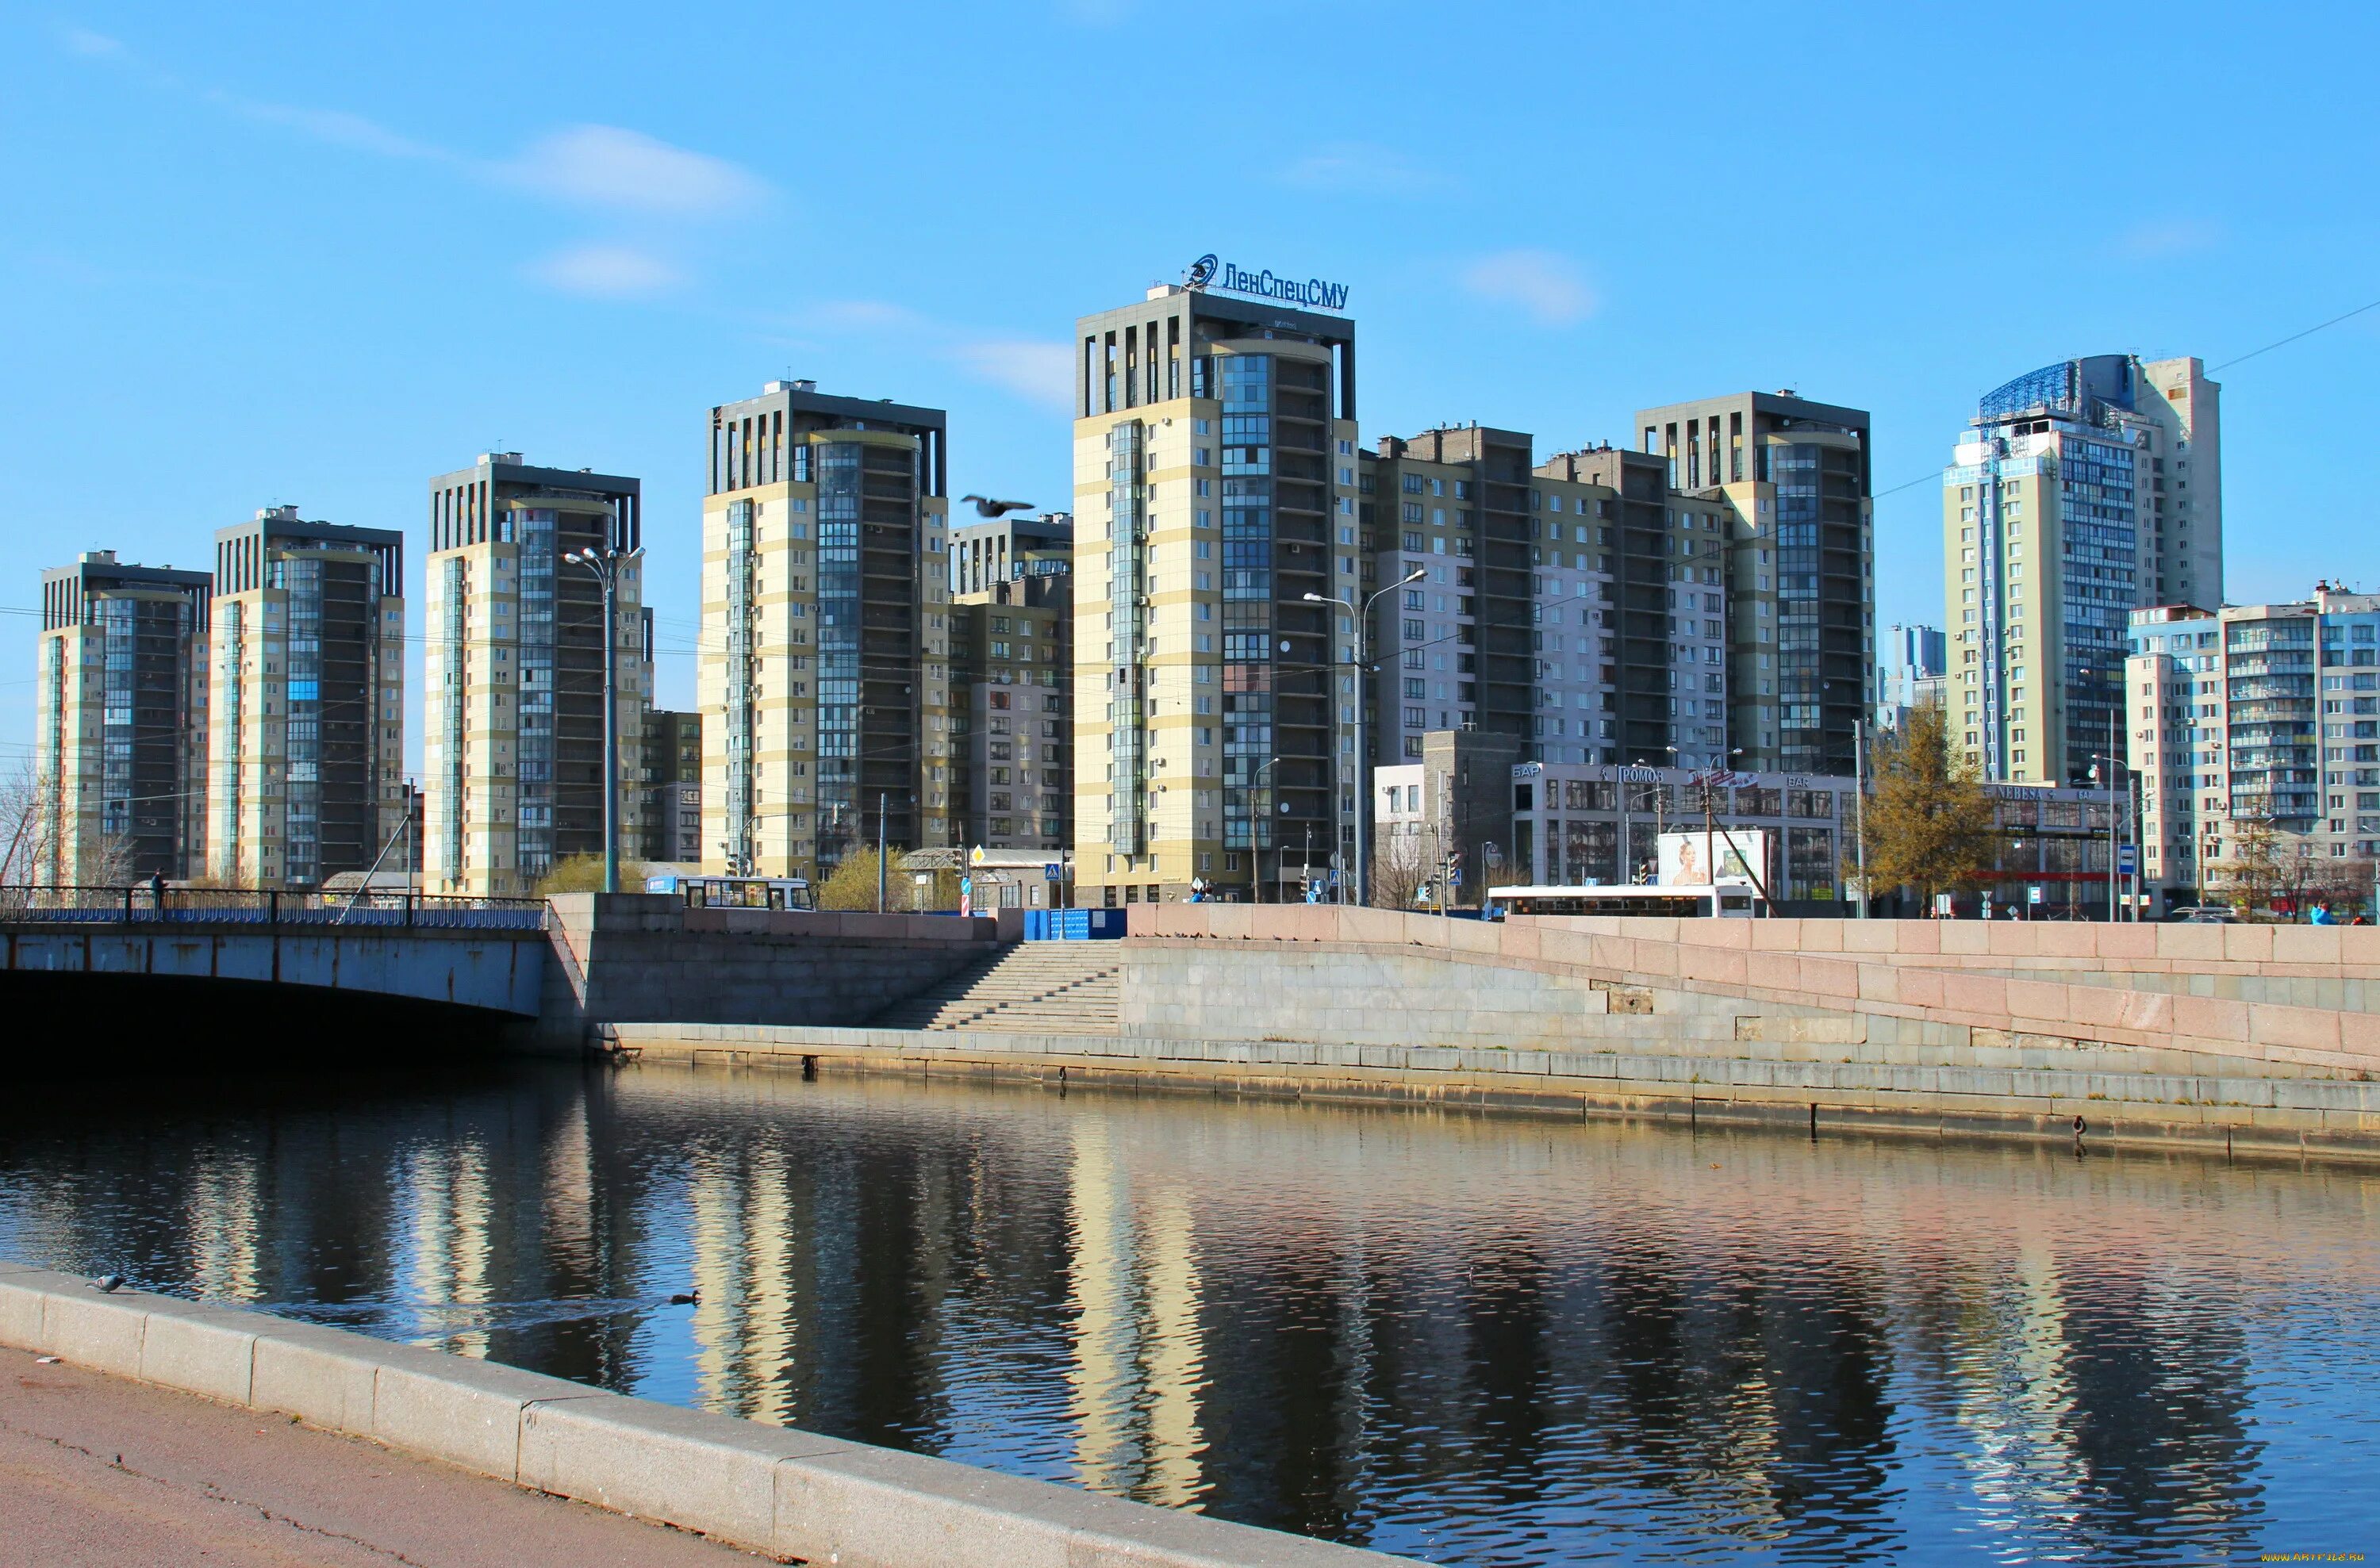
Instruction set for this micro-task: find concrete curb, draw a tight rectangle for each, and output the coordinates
[0,1262,1406,1567]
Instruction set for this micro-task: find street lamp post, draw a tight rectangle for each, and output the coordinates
[1307,566,1422,908]
[1852,719,1869,919]
[1249,756,1283,903]
[565,543,639,895]
[2090,749,2129,923]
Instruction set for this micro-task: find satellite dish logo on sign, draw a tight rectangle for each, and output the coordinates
[1186,254,1219,288]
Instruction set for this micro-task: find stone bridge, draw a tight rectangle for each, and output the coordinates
[0,893,549,1025]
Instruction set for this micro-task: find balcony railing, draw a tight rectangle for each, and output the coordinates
[0,886,549,930]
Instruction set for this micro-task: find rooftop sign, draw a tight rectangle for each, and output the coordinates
[1188,253,1349,312]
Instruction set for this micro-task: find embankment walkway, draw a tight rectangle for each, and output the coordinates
[0,1343,767,1566]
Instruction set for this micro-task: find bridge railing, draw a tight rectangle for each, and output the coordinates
[0,886,548,931]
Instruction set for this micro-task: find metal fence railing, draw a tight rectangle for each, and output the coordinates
[0,886,549,931]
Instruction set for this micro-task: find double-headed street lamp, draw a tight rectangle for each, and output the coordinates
[564,542,641,895]
[1307,567,1425,907]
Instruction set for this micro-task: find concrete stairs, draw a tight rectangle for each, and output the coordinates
[866,943,1122,1034]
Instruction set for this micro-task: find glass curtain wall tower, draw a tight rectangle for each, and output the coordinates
[1944,355,2221,784]
[1073,283,1359,906]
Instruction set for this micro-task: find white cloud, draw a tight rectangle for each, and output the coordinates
[209,92,448,161]
[1459,249,1597,327]
[60,27,122,56]
[2113,218,2221,260]
[503,125,766,217]
[525,244,682,299]
[1278,141,1443,197]
[954,340,1073,409]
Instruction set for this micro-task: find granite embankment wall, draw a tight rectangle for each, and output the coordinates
[534,894,1009,1049]
[614,907,2380,1160]
[0,1261,1402,1568]
[1127,906,2380,1077]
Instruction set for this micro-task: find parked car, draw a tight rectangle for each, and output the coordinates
[2167,905,2237,924]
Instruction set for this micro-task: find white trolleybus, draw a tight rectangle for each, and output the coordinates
[643,872,816,911]
[1484,883,1766,919]
[1484,828,1772,919]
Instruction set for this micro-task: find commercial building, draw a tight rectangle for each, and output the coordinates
[701,380,952,878]
[639,709,702,865]
[1637,390,1876,776]
[207,508,405,889]
[32,552,213,885]
[1377,738,2125,916]
[2129,585,2380,911]
[422,454,647,896]
[1071,282,1359,906]
[1944,355,2221,786]
[951,510,1073,596]
[949,523,1071,854]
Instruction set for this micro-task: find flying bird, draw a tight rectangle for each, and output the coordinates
[959,496,1034,519]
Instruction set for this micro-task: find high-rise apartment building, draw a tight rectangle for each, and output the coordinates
[421,454,646,895]
[1944,355,2221,785]
[640,709,702,865]
[949,560,1072,853]
[1356,432,1724,772]
[701,380,951,878]
[1637,391,1876,775]
[208,508,405,889]
[1533,443,1731,769]
[1072,282,1360,905]
[2129,586,2380,909]
[1356,427,1534,762]
[951,510,1073,596]
[33,552,213,885]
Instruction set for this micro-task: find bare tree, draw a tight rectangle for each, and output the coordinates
[0,759,55,889]
[90,832,140,889]
[1370,822,1432,909]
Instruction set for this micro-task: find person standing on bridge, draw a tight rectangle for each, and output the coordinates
[147,869,166,911]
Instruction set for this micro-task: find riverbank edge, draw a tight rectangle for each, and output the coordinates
[608,1023,2380,1165]
[0,1263,1405,1568]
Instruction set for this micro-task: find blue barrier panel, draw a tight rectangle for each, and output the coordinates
[1022,908,1120,941]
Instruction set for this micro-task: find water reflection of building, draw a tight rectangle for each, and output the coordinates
[1064,1120,1208,1503]
[184,1147,260,1302]
[401,1142,493,1356]
[0,1065,2309,1563]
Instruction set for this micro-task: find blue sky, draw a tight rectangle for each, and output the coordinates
[6,1,2377,773]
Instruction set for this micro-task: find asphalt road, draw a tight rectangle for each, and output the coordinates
[0,1345,777,1565]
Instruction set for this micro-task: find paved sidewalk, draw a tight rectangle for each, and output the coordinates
[0,1345,774,1566]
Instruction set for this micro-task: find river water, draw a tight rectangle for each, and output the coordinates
[2,1059,2372,1564]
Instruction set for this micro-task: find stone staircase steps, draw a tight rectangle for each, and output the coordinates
[866,944,1122,1034]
